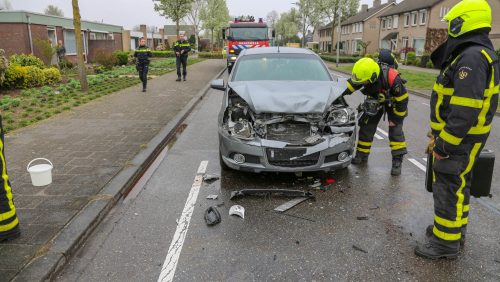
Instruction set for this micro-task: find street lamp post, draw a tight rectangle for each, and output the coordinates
[336,3,343,68]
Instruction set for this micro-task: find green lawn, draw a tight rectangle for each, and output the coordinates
[331,64,437,90]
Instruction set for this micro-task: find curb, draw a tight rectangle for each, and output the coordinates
[12,66,227,282]
[329,67,500,117]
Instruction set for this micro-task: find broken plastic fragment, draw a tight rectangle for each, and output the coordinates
[206,194,218,200]
[204,206,221,225]
[229,205,245,219]
[203,174,220,184]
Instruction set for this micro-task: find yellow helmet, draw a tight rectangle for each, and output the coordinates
[351,58,380,84]
[443,0,491,37]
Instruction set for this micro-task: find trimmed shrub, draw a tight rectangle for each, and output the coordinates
[406,52,416,65]
[113,51,129,65]
[198,52,224,59]
[42,67,62,85]
[419,53,431,68]
[320,55,359,63]
[94,49,117,70]
[414,58,421,67]
[59,58,74,69]
[9,54,45,68]
[151,51,176,57]
[3,65,45,89]
[426,60,434,69]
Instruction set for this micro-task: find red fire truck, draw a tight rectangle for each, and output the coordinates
[223,16,272,72]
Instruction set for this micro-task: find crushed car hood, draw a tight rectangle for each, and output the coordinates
[228,81,345,114]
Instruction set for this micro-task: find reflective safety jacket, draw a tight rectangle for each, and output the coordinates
[174,39,191,56]
[430,45,499,154]
[134,45,152,65]
[344,66,409,123]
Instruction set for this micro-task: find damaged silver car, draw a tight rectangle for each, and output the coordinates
[211,47,357,173]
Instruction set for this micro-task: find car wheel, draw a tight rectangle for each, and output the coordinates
[219,152,230,171]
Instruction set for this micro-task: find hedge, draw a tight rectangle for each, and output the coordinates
[151,51,176,58]
[198,52,224,59]
[113,51,129,65]
[320,55,359,63]
[9,54,45,69]
[2,65,61,89]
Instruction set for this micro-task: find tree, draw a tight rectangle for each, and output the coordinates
[186,0,207,51]
[34,39,56,66]
[266,10,279,29]
[200,0,230,51]
[274,9,300,45]
[295,0,324,47]
[317,0,359,53]
[153,0,193,37]
[359,40,371,55]
[71,0,88,92]
[0,0,13,10]
[44,5,64,17]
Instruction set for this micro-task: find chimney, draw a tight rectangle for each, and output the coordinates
[140,24,147,40]
[361,4,369,12]
[388,0,396,3]
[373,0,381,7]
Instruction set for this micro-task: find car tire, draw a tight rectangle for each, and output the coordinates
[219,152,230,171]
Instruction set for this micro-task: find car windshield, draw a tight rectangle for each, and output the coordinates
[232,54,331,81]
[229,27,268,40]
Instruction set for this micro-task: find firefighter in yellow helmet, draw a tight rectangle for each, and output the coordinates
[415,0,498,259]
[342,57,409,176]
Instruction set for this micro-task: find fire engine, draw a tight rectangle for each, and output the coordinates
[223,16,273,72]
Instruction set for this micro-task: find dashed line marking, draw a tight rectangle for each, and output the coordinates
[377,127,389,137]
[158,160,208,282]
[374,133,384,140]
[408,158,427,172]
[423,157,428,162]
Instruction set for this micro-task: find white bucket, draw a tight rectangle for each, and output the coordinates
[27,158,53,186]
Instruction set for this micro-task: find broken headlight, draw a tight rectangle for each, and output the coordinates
[229,119,253,140]
[328,108,353,125]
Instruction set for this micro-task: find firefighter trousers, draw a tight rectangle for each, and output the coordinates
[137,63,149,89]
[355,108,407,158]
[0,116,19,238]
[430,142,484,250]
[176,55,188,78]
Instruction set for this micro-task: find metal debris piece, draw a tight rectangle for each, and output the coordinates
[309,182,321,188]
[206,194,218,200]
[230,189,315,200]
[229,205,245,219]
[356,216,369,220]
[274,197,310,213]
[202,174,220,184]
[352,244,368,253]
[204,206,221,225]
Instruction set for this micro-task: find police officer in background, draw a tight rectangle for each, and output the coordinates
[415,0,498,259]
[0,115,20,242]
[174,31,191,81]
[342,57,409,176]
[134,38,152,92]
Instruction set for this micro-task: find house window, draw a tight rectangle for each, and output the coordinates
[402,37,409,49]
[382,18,386,29]
[413,38,425,55]
[411,11,418,26]
[404,13,410,27]
[440,7,450,18]
[393,15,398,28]
[387,17,392,29]
[63,30,77,54]
[360,23,363,33]
[108,33,114,40]
[419,9,427,25]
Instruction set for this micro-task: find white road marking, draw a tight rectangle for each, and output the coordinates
[423,157,428,162]
[408,158,427,172]
[422,102,430,106]
[374,133,384,140]
[158,161,208,282]
[377,127,389,137]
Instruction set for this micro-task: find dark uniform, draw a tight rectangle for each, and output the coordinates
[343,65,409,174]
[378,48,399,69]
[134,45,152,91]
[0,116,20,242]
[173,39,191,81]
[423,31,498,253]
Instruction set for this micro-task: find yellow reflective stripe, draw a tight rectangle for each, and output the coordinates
[392,108,406,117]
[356,147,370,153]
[463,205,470,212]
[346,81,356,93]
[462,217,469,225]
[393,92,409,102]
[0,138,15,223]
[430,121,444,131]
[435,215,462,228]
[431,122,491,135]
[456,143,482,221]
[391,145,406,151]
[433,83,454,96]
[481,49,493,64]
[389,141,406,146]
[450,96,483,108]
[439,130,463,145]
[0,216,18,232]
[485,86,499,97]
[357,140,372,147]
[433,226,461,241]
[135,49,151,52]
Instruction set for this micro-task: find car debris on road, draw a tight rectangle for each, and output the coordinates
[230,189,315,200]
[202,174,220,184]
[206,194,218,200]
[274,197,311,213]
[229,205,245,219]
[204,206,222,225]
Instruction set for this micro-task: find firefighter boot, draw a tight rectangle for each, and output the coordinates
[183,76,186,81]
[391,155,403,176]
[351,154,368,165]
[0,225,21,243]
[426,225,465,246]
[414,240,460,260]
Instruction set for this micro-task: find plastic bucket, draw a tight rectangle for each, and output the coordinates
[27,158,53,186]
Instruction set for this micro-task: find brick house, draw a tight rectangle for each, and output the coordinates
[0,11,123,63]
[378,0,500,58]
[163,25,196,47]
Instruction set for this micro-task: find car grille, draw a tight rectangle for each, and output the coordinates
[266,122,310,144]
[266,148,319,167]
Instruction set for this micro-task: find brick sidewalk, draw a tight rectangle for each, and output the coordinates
[0,59,225,280]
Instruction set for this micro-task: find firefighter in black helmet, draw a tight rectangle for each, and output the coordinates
[415,0,499,259]
[342,57,409,176]
[174,31,191,81]
[134,38,152,92]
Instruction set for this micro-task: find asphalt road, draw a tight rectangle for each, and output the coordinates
[56,72,500,281]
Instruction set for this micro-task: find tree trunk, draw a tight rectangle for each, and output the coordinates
[211,28,214,52]
[71,0,88,92]
[330,18,335,54]
[176,20,180,38]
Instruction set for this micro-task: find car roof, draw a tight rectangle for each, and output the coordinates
[240,47,316,56]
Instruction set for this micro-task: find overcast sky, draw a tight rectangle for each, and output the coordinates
[9,0,373,29]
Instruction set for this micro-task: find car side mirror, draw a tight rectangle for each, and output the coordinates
[210,79,225,91]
